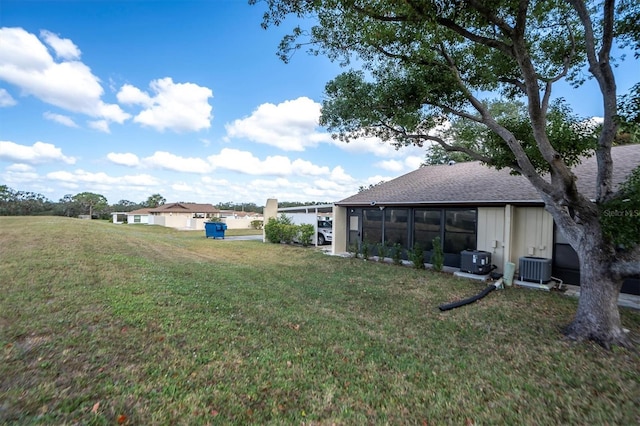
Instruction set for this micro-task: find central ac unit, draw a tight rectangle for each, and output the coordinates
[519,256,552,283]
[460,250,492,275]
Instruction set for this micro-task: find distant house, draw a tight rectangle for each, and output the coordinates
[147,203,221,230]
[218,210,264,229]
[331,144,640,295]
[125,208,153,225]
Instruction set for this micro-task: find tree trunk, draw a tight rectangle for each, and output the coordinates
[563,242,630,348]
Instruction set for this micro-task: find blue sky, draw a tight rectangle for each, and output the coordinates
[0,1,638,206]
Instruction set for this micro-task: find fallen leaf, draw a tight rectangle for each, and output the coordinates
[91,402,100,414]
[117,414,128,424]
[210,409,219,417]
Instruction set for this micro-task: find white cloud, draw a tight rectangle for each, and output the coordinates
[364,174,394,186]
[43,111,78,127]
[207,148,291,176]
[47,169,160,186]
[0,27,129,125]
[0,140,76,165]
[225,97,330,151]
[1,163,40,185]
[6,163,34,172]
[143,151,212,173]
[117,84,153,107]
[106,148,332,178]
[330,134,427,160]
[171,182,196,193]
[291,159,330,176]
[107,152,140,167]
[207,148,332,177]
[88,119,110,133]
[0,88,16,106]
[404,155,424,170]
[40,30,81,60]
[329,166,355,184]
[374,156,423,173]
[117,77,213,132]
[375,159,404,172]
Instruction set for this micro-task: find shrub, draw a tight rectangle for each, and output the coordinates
[376,242,388,262]
[431,237,444,272]
[392,243,403,265]
[281,224,298,244]
[408,243,425,269]
[250,220,263,230]
[264,217,283,243]
[348,242,359,258]
[298,224,315,247]
[361,242,370,261]
[263,215,314,246]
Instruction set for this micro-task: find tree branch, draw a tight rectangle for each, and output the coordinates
[437,43,555,195]
[436,17,514,56]
[540,22,576,115]
[351,4,409,22]
[402,0,515,56]
[498,77,527,94]
[610,249,640,278]
[463,0,515,36]
[568,0,617,202]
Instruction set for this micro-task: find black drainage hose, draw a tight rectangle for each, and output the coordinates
[438,283,498,311]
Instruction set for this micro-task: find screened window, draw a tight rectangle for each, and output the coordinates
[134,215,141,223]
[413,209,441,250]
[362,208,383,245]
[444,209,477,253]
[384,208,408,246]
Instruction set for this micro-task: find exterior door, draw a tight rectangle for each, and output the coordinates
[348,209,361,250]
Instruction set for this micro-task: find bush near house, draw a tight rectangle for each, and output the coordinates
[264,214,313,245]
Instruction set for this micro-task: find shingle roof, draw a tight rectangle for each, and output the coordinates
[337,144,640,206]
[149,203,220,213]
[127,208,153,215]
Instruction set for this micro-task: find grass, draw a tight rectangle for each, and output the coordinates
[1,216,639,425]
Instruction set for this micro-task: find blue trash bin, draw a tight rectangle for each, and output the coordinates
[205,221,227,239]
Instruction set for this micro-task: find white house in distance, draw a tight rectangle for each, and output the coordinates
[114,203,220,230]
[124,208,153,225]
[219,210,264,229]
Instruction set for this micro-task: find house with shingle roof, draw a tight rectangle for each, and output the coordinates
[331,144,640,295]
[123,207,154,224]
[136,202,221,230]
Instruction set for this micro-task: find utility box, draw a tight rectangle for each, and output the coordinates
[205,222,227,239]
[460,250,492,275]
[519,256,552,283]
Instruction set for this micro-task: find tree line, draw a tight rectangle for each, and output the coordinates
[0,186,331,218]
[0,187,168,219]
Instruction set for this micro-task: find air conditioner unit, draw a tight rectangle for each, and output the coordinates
[460,250,492,275]
[519,256,552,284]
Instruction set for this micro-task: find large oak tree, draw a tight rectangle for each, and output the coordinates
[253,0,640,347]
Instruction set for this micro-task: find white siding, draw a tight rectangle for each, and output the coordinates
[513,207,554,260]
[477,207,505,271]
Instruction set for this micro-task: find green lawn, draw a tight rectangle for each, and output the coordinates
[1,216,638,425]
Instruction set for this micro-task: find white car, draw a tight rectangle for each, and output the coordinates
[317,220,332,245]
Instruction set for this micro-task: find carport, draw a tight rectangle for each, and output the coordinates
[263,199,336,248]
